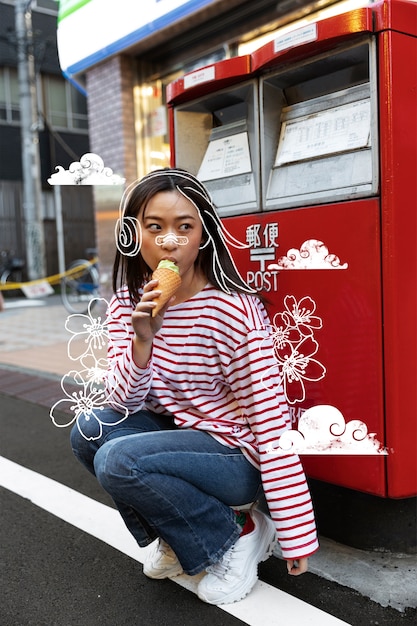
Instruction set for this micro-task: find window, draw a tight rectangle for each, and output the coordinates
[42,75,88,131]
[0,68,88,131]
[35,0,59,11]
[0,0,58,10]
[0,67,20,123]
[134,80,171,177]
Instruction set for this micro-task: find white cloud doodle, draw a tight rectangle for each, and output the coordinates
[48,152,125,186]
[268,239,348,270]
[267,405,387,455]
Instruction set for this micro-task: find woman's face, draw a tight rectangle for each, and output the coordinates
[139,190,204,279]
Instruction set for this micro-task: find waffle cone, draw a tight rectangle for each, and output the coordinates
[152,267,182,316]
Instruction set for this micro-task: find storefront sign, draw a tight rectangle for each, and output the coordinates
[58,0,219,79]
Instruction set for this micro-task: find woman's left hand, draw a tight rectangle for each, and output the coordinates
[286,557,308,576]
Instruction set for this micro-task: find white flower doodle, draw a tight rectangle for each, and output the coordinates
[50,371,129,441]
[78,353,108,385]
[282,295,323,335]
[261,295,326,405]
[261,297,386,455]
[278,335,326,404]
[50,297,129,441]
[65,298,113,361]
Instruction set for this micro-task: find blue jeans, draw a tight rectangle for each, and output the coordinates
[70,407,262,575]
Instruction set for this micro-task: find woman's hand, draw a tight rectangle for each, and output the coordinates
[131,279,171,366]
[131,279,163,343]
[286,557,308,576]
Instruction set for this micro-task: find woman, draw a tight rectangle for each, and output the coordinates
[71,168,318,605]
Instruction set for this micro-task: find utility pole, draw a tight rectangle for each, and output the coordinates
[15,0,46,281]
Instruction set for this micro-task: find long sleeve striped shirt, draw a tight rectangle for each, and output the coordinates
[105,284,319,560]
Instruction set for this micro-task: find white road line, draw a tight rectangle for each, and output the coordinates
[0,455,350,625]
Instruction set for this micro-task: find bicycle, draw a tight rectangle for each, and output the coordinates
[61,248,100,314]
[0,250,25,297]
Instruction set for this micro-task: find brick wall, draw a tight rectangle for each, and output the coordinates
[86,56,137,185]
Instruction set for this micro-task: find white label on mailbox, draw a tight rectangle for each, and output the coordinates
[198,131,252,181]
[184,65,215,89]
[274,23,317,53]
[275,99,371,166]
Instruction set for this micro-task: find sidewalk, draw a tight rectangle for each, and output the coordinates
[0,295,84,411]
[0,294,416,615]
[0,295,81,376]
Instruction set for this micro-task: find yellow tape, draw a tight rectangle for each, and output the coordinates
[0,258,98,291]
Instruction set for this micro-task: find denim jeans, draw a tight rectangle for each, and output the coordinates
[70,407,262,575]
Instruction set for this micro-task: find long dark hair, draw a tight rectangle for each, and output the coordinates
[113,168,257,304]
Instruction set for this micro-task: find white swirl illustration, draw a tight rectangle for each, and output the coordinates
[115,216,142,257]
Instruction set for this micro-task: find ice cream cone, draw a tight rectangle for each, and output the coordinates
[151,260,182,317]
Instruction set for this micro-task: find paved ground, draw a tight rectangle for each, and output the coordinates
[0,294,416,625]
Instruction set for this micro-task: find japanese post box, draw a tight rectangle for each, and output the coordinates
[166,0,417,500]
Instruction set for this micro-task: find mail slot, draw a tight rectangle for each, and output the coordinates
[167,56,260,216]
[260,39,377,209]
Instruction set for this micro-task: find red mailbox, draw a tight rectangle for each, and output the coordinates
[167,0,417,500]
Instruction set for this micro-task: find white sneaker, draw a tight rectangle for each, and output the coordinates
[143,538,183,579]
[197,509,276,605]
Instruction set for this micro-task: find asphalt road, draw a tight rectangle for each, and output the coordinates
[1,393,416,626]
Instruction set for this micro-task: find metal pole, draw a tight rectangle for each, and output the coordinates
[54,185,66,277]
[15,0,46,281]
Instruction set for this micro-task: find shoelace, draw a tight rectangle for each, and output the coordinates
[206,545,234,578]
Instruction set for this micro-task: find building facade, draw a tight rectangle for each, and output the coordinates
[0,0,94,280]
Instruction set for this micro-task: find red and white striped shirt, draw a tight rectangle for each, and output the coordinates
[105,284,319,560]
